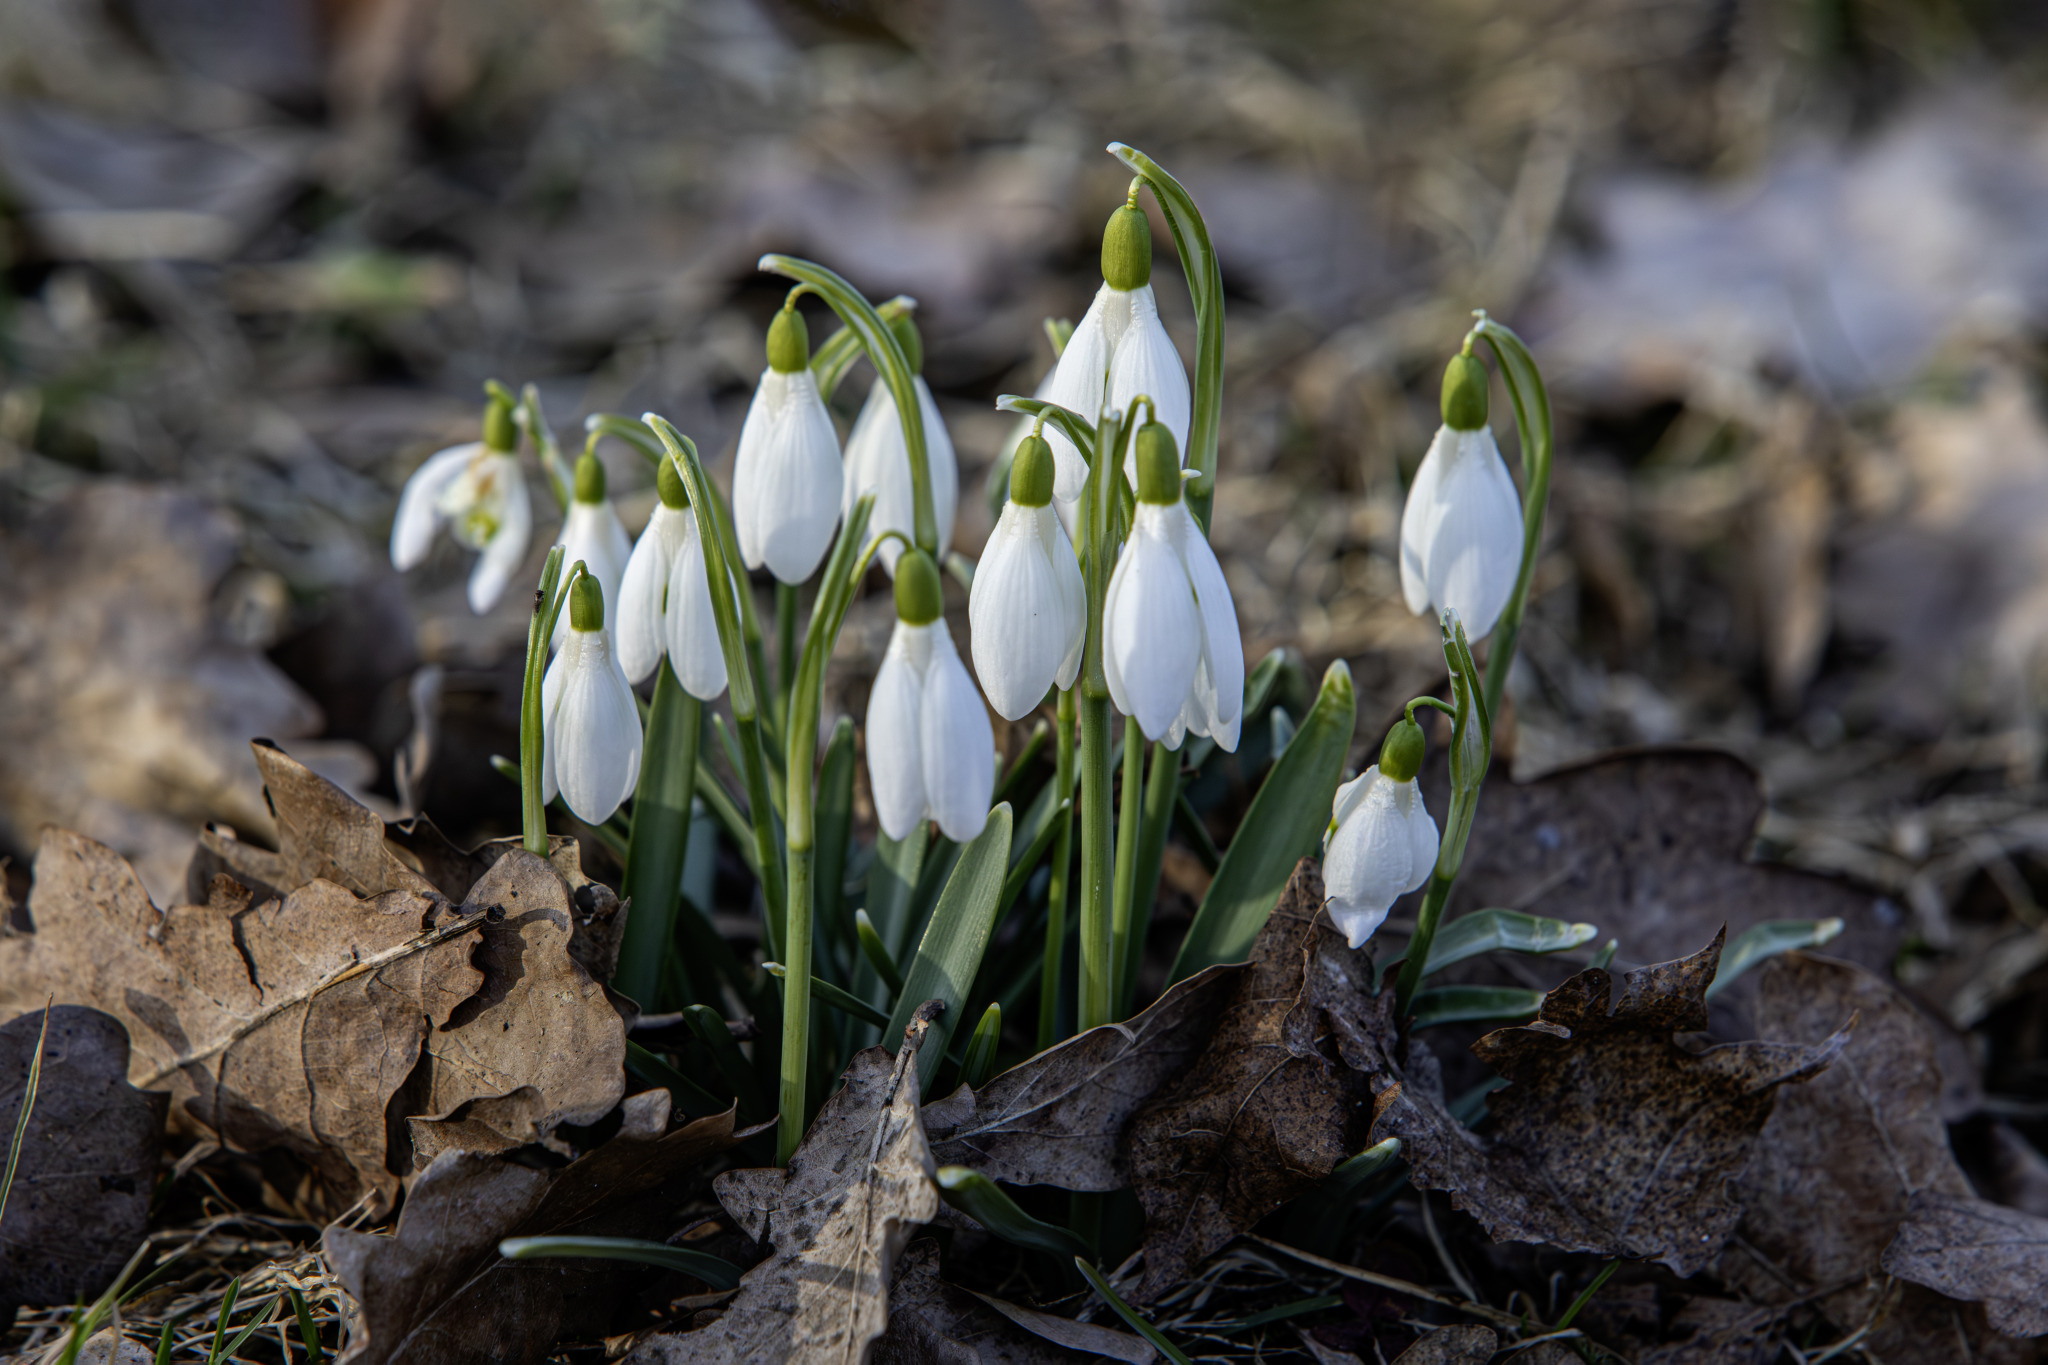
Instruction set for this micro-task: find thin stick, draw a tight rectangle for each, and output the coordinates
[1247,1236,1524,1332]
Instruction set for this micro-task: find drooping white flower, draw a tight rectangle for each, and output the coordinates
[1102,423,1244,750]
[551,451,633,650]
[1322,718,1438,948]
[969,432,1084,720]
[842,315,958,575]
[1108,283,1190,487]
[866,550,994,842]
[615,454,729,700]
[732,306,843,584]
[540,573,644,825]
[1399,352,1525,640]
[389,398,533,613]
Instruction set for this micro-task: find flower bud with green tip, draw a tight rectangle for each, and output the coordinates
[970,431,1084,720]
[1322,715,1439,948]
[734,302,843,583]
[616,454,727,699]
[1400,346,1524,639]
[867,548,994,842]
[390,389,534,613]
[844,311,959,576]
[540,570,644,825]
[551,446,633,649]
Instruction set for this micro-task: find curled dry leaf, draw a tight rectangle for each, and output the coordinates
[0,1007,168,1318]
[871,1240,1155,1364]
[1126,859,1386,1299]
[0,830,624,1211]
[1387,1324,1497,1363]
[1991,1124,2048,1217]
[1372,931,1849,1276]
[628,1004,947,1365]
[1881,1193,2048,1339]
[323,1090,742,1365]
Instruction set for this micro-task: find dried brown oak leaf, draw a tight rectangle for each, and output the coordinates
[324,1089,742,1365]
[1387,1325,1497,1363]
[627,1004,947,1365]
[0,830,624,1211]
[871,1240,1154,1364]
[1125,859,1387,1300]
[0,1007,168,1318]
[1882,1193,2048,1339]
[1372,931,1849,1276]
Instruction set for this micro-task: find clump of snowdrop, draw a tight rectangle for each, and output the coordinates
[389,394,533,613]
[969,430,1084,721]
[733,304,843,584]
[843,313,959,575]
[1399,349,1525,640]
[1102,420,1243,749]
[1322,715,1440,949]
[866,548,994,842]
[1039,197,1191,534]
[615,454,727,699]
[540,571,644,825]
[551,449,632,649]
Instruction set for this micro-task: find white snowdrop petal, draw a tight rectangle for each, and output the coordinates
[1110,285,1191,484]
[1040,285,1122,512]
[1395,780,1441,893]
[1329,771,1373,835]
[1420,427,1525,639]
[538,649,568,806]
[616,505,683,684]
[552,499,629,648]
[390,443,478,570]
[920,629,995,842]
[916,377,959,564]
[1322,772,1416,948]
[1398,426,1452,617]
[734,368,844,584]
[866,622,932,840]
[552,632,644,825]
[1043,508,1087,692]
[1103,509,1202,743]
[969,503,1082,720]
[1172,505,1244,743]
[665,518,729,702]
[466,459,532,614]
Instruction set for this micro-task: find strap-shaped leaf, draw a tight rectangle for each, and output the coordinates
[1705,918,1844,1000]
[1423,909,1600,977]
[884,805,1016,1091]
[995,394,1097,465]
[937,1166,1089,1260]
[498,1235,743,1289]
[1410,985,1546,1029]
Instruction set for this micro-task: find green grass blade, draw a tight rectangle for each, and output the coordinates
[499,1235,743,1289]
[683,1006,770,1120]
[617,666,702,1009]
[1169,660,1355,982]
[855,910,906,996]
[289,1288,324,1365]
[937,1167,1089,1259]
[998,797,1070,918]
[624,1041,726,1121]
[1410,985,1546,1029]
[813,717,860,967]
[764,962,891,1028]
[960,1004,1002,1089]
[219,1295,280,1363]
[884,806,1015,1090]
[1423,909,1600,977]
[154,1320,177,1365]
[992,720,1050,809]
[0,1001,52,1229]
[1074,1258,1194,1365]
[1707,918,1844,999]
[207,1277,242,1364]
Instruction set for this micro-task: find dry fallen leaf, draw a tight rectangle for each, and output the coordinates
[1387,1324,1497,1363]
[871,1240,1154,1364]
[1372,931,1848,1275]
[627,1004,946,1364]
[1882,1193,2048,1340]
[0,1007,167,1319]
[1126,859,1382,1299]
[323,1089,742,1365]
[1991,1124,2048,1217]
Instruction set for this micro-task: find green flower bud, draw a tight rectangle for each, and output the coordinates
[1379,716,1426,783]
[894,548,943,625]
[482,394,517,452]
[572,450,607,504]
[1009,434,1055,508]
[569,571,604,633]
[1101,204,1153,292]
[889,313,924,375]
[767,307,810,373]
[1441,351,1489,432]
[655,452,687,509]
[1133,422,1182,505]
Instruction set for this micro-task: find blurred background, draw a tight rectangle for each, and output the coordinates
[5,0,2048,1083]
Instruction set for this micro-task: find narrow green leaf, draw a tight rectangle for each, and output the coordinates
[1423,909,1600,977]
[1169,660,1355,982]
[1282,1136,1403,1251]
[617,666,702,1009]
[885,805,1015,1090]
[0,1002,51,1228]
[1589,937,1619,971]
[960,1004,1002,1089]
[1410,985,1546,1029]
[219,1295,280,1363]
[1074,1258,1195,1365]
[499,1236,743,1290]
[289,1287,324,1365]
[693,763,759,879]
[937,1166,1089,1259]
[812,294,916,398]
[683,1005,770,1120]
[1212,1295,1344,1334]
[1172,790,1220,871]
[154,1320,176,1365]
[855,910,906,996]
[866,826,929,964]
[1707,918,1844,1000]
[813,717,860,963]
[993,395,1096,465]
[992,719,1050,810]
[764,961,891,1028]
[998,797,1070,918]
[207,1277,242,1365]
[624,1040,726,1121]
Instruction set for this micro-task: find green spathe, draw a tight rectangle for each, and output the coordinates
[1134,422,1181,505]
[1101,204,1152,292]
[1009,434,1055,507]
[894,548,943,625]
[573,450,607,504]
[767,306,809,373]
[1379,716,1426,783]
[569,571,604,632]
[655,452,687,508]
[1441,351,1489,431]
[483,393,517,452]
[889,312,925,375]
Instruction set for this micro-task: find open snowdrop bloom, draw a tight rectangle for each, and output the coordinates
[389,394,533,613]
[540,572,644,825]
[1322,717,1439,949]
[1399,350,1525,640]
[842,314,958,575]
[615,455,728,699]
[866,549,994,842]
[1039,199,1191,536]
[733,304,843,584]
[1103,421,1244,750]
[969,430,1083,720]
[550,449,633,649]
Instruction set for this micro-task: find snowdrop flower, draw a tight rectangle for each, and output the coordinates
[1399,350,1525,640]
[540,573,643,825]
[1039,200,1191,536]
[1322,717,1439,949]
[389,395,532,613]
[843,314,958,575]
[1102,422,1244,750]
[970,431,1084,720]
[615,455,729,699]
[733,305,843,584]
[867,549,994,842]
[551,450,633,649]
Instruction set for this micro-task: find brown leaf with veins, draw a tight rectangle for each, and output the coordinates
[871,1240,1154,1364]
[1882,1192,2048,1339]
[627,1004,947,1365]
[1387,1325,1497,1363]
[324,1089,741,1365]
[0,1007,168,1317]
[1372,931,1849,1276]
[1125,859,1383,1299]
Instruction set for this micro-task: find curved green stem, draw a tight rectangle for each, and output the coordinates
[812,294,916,399]
[995,395,1097,465]
[518,547,569,854]
[1469,313,1555,725]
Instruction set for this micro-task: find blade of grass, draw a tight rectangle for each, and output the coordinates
[499,1235,742,1289]
[289,1288,324,1365]
[937,1167,1090,1259]
[0,998,52,1229]
[1074,1258,1194,1365]
[763,962,890,1028]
